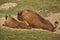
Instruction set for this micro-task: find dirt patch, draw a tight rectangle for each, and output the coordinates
[46,12,60,34]
[0,3,17,10]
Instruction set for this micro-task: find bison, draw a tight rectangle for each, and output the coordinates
[3,15,31,29]
[17,9,58,31]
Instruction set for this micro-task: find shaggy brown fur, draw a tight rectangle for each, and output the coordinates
[17,9,58,31]
[3,15,31,29]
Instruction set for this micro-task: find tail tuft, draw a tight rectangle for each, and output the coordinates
[54,21,58,28]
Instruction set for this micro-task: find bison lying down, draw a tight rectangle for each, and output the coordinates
[3,15,31,29]
[17,9,58,31]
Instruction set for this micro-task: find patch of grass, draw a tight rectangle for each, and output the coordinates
[0,27,60,40]
[0,0,60,16]
[0,0,10,5]
[0,0,60,40]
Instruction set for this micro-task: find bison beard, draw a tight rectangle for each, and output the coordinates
[3,15,31,29]
[17,9,58,31]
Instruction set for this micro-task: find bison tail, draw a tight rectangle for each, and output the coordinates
[51,21,58,32]
[54,21,58,29]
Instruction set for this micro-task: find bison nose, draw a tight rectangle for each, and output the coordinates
[2,24,5,26]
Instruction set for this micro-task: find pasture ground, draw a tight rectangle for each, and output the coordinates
[0,0,60,40]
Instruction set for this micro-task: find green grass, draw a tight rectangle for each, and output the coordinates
[0,0,60,16]
[0,0,60,40]
[0,27,60,40]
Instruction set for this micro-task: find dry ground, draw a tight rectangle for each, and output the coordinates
[46,12,60,34]
[0,3,17,10]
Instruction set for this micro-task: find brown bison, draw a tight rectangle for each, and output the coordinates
[3,15,31,29]
[17,9,58,31]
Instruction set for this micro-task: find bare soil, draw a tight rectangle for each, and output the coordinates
[0,3,17,10]
[46,12,60,34]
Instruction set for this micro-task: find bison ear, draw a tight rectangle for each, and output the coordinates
[5,15,11,20]
[5,15,8,20]
[18,11,22,16]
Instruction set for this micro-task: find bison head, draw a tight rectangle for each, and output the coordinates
[2,15,17,27]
